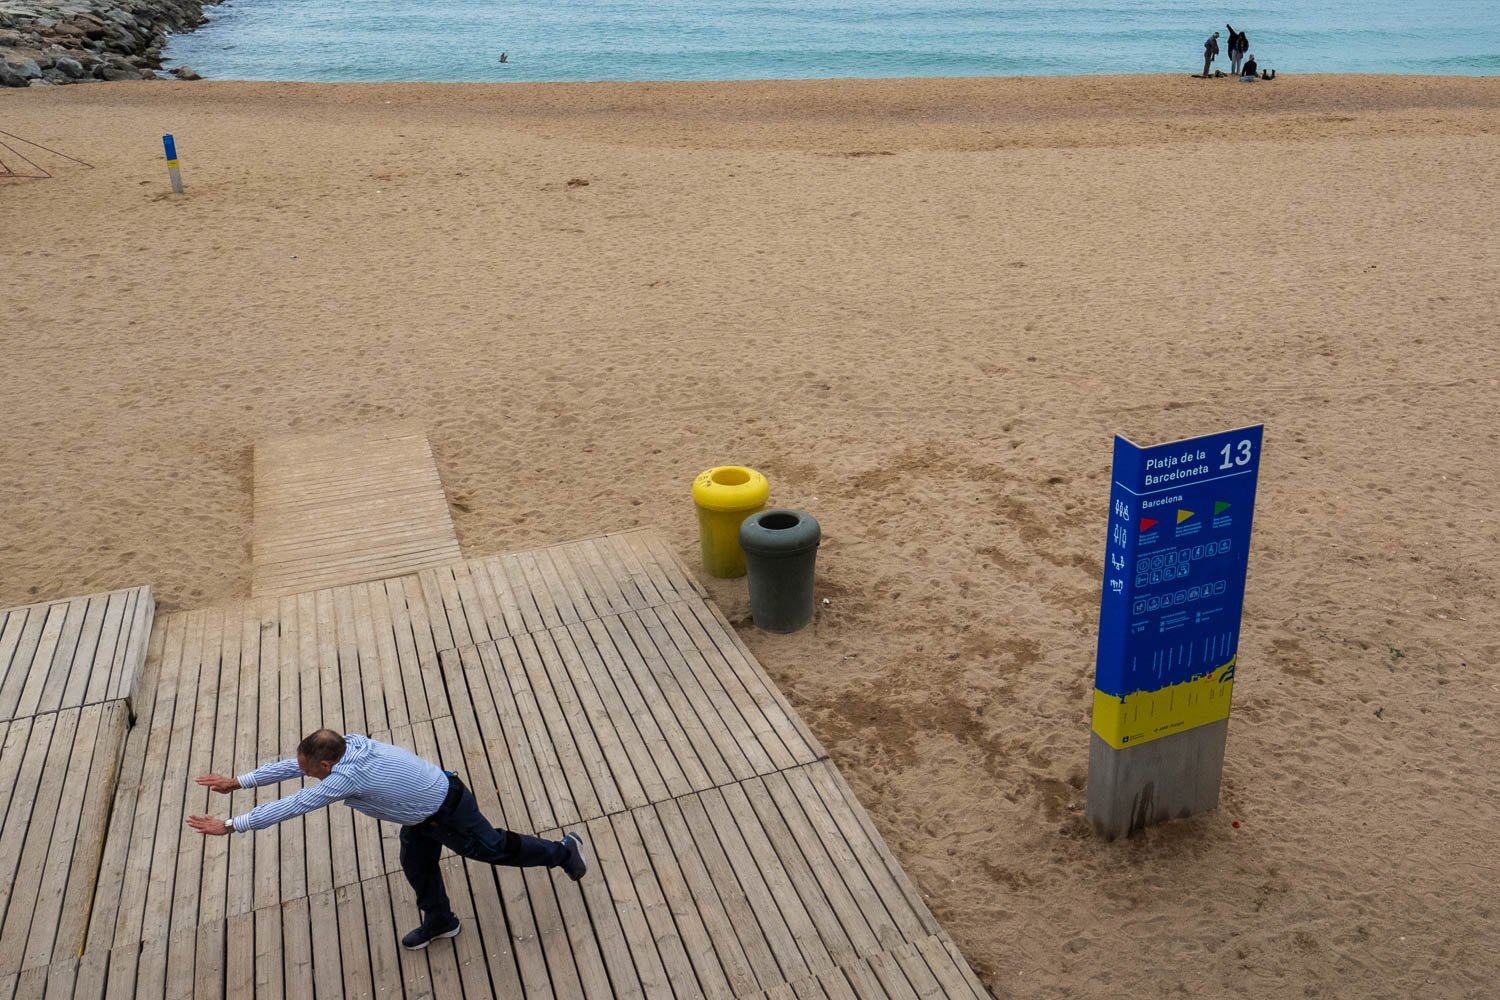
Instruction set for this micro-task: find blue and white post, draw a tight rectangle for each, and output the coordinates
[162,133,184,195]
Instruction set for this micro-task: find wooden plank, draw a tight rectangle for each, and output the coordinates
[306,890,343,998]
[332,589,386,884]
[416,571,456,654]
[683,599,827,764]
[25,697,103,961]
[0,606,46,721]
[631,804,733,998]
[0,712,64,975]
[197,608,239,931]
[608,809,703,996]
[35,597,90,715]
[363,581,411,734]
[760,772,881,958]
[565,620,683,801]
[866,949,923,1000]
[663,601,808,769]
[540,543,609,621]
[598,533,669,609]
[381,578,433,726]
[548,626,647,811]
[114,605,189,953]
[570,818,644,1000]
[254,902,285,1000]
[361,873,403,999]
[615,611,735,787]
[645,606,771,777]
[60,591,109,709]
[460,555,520,641]
[191,919,225,1000]
[428,720,529,1000]
[808,764,939,939]
[277,596,308,904]
[84,590,129,706]
[69,949,109,1000]
[584,814,671,998]
[651,798,758,996]
[491,554,546,636]
[88,611,168,952]
[10,601,66,722]
[118,587,156,712]
[298,592,335,901]
[569,537,640,615]
[168,608,224,982]
[531,831,612,1000]
[525,547,582,627]
[512,633,603,821]
[780,767,903,951]
[333,881,371,1000]
[737,776,860,965]
[941,935,992,1000]
[513,550,567,630]
[481,641,568,830]
[225,602,261,920]
[0,608,31,715]
[448,644,544,835]
[252,601,284,915]
[399,575,450,720]
[474,556,530,639]
[719,781,837,977]
[447,561,495,649]
[46,703,129,969]
[912,935,985,999]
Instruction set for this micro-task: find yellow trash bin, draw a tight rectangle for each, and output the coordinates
[692,465,770,578]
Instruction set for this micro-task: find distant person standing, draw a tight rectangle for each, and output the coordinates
[1226,24,1249,76]
[1202,31,1220,78]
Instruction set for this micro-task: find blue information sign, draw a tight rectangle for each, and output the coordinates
[1092,425,1263,749]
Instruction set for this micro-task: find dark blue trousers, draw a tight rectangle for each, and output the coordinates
[399,775,565,928]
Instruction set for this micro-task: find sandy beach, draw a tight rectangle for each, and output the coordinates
[3,74,1499,997]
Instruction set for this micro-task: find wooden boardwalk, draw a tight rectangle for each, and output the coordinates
[0,587,154,988]
[252,422,463,598]
[1,532,990,999]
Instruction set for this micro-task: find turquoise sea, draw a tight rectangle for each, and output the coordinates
[164,0,1500,82]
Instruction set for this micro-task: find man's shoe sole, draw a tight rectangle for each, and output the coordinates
[403,922,461,950]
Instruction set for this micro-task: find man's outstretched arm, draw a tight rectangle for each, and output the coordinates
[187,772,357,837]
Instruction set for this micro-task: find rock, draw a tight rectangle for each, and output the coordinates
[54,55,84,77]
[5,56,41,79]
[171,64,199,80]
[0,66,28,88]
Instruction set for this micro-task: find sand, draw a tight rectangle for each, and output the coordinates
[3,73,1499,997]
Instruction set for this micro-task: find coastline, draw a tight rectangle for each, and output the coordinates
[0,0,215,85]
[5,75,1498,997]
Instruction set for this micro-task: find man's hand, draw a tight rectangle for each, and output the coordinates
[196,774,240,794]
[186,815,232,836]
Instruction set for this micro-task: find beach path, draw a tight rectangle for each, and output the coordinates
[0,531,990,998]
[251,422,463,598]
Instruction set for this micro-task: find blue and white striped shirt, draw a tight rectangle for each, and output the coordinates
[232,733,449,833]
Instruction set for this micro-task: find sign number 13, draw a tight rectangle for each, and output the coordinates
[1219,439,1254,470]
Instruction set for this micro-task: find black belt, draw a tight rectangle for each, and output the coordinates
[423,771,465,826]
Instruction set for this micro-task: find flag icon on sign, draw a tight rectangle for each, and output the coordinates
[1177,509,1195,524]
[1139,517,1158,532]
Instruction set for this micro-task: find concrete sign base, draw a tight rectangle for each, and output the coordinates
[1086,718,1228,840]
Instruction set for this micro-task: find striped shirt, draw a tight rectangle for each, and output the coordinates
[231,733,449,833]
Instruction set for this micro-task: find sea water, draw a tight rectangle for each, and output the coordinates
[164,0,1500,82]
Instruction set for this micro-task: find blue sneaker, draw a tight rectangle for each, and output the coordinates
[401,915,460,950]
[560,832,588,881]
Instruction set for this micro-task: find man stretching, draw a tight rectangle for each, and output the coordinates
[187,729,586,950]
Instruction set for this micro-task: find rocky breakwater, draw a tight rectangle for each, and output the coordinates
[1,0,218,86]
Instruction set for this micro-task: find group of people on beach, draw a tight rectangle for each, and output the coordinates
[1201,24,1275,80]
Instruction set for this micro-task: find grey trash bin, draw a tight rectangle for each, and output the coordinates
[739,509,821,633]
